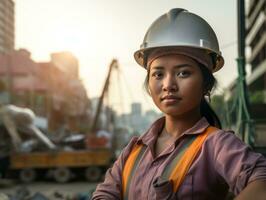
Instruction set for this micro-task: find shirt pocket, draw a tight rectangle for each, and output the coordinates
[176,174,193,200]
[152,177,175,200]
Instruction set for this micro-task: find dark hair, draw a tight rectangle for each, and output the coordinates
[144,62,222,129]
[198,63,221,128]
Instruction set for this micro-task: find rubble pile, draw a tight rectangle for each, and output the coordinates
[0,186,93,200]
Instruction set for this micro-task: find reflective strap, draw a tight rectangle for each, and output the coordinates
[167,126,217,193]
[161,135,197,180]
[122,144,146,200]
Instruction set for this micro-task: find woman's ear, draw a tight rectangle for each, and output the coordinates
[202,83,210,100]
[203,82,212,94]
[147,85,151,95]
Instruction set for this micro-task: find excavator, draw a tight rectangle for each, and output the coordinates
[0,59,119,183]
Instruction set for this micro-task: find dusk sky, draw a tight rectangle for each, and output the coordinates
[15,0,239,113]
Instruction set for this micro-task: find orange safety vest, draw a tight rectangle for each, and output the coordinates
[122,126,217,200]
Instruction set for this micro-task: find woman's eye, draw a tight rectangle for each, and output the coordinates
[177,71,190,78]
[151,72,163,79]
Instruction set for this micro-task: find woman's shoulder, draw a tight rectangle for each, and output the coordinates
[123,136,140,152]
[205,127,266,165]
[205,127,254,154]
[207,127,242,144]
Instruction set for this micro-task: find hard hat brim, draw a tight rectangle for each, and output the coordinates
[134,45,224,73]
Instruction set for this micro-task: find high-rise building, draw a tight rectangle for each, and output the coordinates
[0,0,15,53]
[131,103,142,116]
[245,0,266,147]
[246,0,266,98]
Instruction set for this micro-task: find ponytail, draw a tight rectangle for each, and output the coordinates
[198,63,221,129]
[200,98,221,128]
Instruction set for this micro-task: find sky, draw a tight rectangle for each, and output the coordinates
[15,0,238,114]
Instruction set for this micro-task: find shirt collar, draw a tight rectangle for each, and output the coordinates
[136,116,210,146]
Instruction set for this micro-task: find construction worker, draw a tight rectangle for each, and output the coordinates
[92,8,266,199]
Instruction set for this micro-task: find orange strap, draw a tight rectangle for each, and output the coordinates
[169,126,217,192]
[122,144,146,200]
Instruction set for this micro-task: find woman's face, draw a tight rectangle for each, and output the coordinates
[148,54,205,117]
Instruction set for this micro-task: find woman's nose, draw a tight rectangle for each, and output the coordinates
[162,75,178,92]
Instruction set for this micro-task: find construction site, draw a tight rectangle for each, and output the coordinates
[0,55,129,197]
[0,0,266,199]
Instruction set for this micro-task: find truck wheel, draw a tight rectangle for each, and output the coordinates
[85,167,101,182]
[53,167,71,183]
[19,168,36,183]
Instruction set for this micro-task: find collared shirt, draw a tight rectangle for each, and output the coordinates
[92,117,266,200]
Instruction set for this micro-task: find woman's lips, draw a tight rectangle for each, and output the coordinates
[161,95,181,104]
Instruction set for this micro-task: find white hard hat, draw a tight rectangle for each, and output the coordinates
[134,8,224,72]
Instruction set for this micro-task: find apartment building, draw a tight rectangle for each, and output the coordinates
[0,0,15,53]
[246,0,266,96]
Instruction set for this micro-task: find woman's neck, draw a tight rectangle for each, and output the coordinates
[164,108,202,138]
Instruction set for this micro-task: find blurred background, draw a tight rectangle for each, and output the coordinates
[0,0,265,199]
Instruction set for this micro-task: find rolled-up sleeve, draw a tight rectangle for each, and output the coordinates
[92,137,138,200]
[212,131,266,195]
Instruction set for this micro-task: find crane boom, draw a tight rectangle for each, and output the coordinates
[91,59,118,134]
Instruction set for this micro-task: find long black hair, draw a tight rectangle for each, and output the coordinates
[144,61,222,129]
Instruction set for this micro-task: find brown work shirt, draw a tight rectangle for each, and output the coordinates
[92,117,266,199]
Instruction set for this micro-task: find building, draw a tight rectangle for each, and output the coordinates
[0,49,91,133]
[38,52,90,132]
[0,0,15,53]
[243,0,266,146]
[115,102,161,135]
[225,1,266,106]
[245,0,266,101]
[131,103,142,116]
[0,49,40,108]
[130,103,144,133]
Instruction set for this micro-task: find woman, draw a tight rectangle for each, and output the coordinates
[92,8,266,199]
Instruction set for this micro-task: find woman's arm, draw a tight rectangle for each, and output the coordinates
[92,137,138,200]
[91,163,123,200]
[234,180,266,200]
[212,131,266,195]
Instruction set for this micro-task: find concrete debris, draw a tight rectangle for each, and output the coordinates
[61,134,85,150]
[2,186,92,200]
[0,193,9,200]
[30,193,49,200]
[9,186,30,200]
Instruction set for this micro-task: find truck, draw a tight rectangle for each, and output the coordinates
[10,147,113,183]
[1,59,119,183]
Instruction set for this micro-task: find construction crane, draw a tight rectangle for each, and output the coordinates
[91,59,118,132]
[85,59,118,148]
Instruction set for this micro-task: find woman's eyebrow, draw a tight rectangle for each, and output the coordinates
[151,64,192,70]
[173,64,193,69]
[150,66,164,70]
